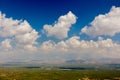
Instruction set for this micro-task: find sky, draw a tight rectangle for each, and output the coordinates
[0,0,120,63]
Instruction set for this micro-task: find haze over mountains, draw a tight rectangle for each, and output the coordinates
[0,58,120,67]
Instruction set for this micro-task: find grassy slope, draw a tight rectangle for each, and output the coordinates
[0,67,120,80]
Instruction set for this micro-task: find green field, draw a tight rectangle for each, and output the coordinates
[0,67,120,80]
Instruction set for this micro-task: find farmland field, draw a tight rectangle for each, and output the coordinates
[0,67,120,80]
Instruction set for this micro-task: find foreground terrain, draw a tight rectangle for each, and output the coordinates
[0,67,120,80]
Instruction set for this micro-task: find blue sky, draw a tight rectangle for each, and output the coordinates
[0,0,120,63]
[1,0,119,31]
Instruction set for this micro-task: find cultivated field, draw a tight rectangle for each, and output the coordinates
[0,67,120,80]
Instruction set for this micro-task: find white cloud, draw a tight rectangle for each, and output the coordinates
[81,6,120,37]
[41,40,55,52]
[43,11,77,39]
[40,36,120,58]
[1,39,12,49]
[0,12,32,37]
[0,12,40,52]
[0,10,120,63]
[23,44,37,52]
[15,30,39,44]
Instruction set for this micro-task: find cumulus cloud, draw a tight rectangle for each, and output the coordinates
[0,10,120,63]
[1,39,12,49]
[40,36,120,58]
[0,13,32,37]
[81,6,120,37]
[0,12,40,52]
[15,30,39,44]
[43,11,77,39]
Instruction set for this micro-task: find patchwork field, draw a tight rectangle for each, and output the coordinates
[0,67,120,80]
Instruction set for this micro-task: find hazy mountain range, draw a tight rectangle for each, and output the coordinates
[0,58,120,68]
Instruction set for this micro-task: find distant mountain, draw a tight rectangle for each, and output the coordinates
[0,58,120,68]
[66,59,85,64]
[66,58,120,64]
